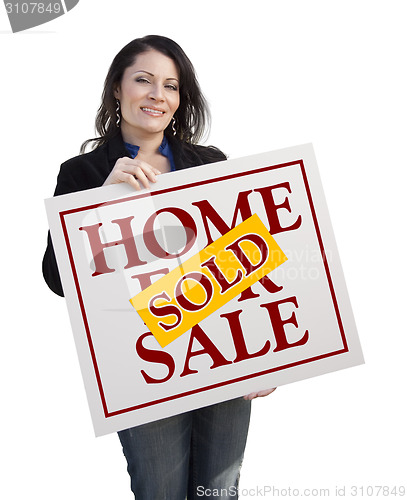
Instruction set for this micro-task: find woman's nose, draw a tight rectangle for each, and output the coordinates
[149,85,164,101]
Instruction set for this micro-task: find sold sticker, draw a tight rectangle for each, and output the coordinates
[130,214,287,347]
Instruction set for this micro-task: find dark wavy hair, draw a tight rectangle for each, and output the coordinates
[81,35,210,153]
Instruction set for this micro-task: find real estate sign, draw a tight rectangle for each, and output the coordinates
[45,144,363,436]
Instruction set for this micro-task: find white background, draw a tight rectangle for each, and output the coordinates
[1,1,405,498]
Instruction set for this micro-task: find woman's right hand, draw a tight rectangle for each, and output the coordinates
[103,157,161,190]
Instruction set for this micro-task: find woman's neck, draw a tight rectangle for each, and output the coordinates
[120,127,164,155]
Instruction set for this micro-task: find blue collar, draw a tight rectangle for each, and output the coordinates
[124,135,176,172]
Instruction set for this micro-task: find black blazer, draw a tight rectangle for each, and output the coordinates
[42,132,227,296]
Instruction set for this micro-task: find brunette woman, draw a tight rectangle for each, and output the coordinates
[43,35,274,500]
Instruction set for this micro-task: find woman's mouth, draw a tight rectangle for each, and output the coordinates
[141,107,165,117]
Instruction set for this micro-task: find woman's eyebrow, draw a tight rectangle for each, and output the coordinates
[133,70,179,82]
[133,70,154,76]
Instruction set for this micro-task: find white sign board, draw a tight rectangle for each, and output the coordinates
[45,144,363,436]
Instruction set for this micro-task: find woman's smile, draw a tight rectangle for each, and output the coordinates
[140,106,166,117]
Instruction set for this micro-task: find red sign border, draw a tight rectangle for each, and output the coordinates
[59,159,348,418]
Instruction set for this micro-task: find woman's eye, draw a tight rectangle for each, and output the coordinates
[165,84,178,91]
[136,77,150,84]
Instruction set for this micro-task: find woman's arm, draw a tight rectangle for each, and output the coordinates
[43,231,64,296]
[42,151,162,296]
[42,161,84,297]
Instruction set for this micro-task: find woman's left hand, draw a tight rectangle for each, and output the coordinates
[243,388,277,401]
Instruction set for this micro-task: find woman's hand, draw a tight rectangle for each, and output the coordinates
[103,157,161,190]
[243,387,277,401]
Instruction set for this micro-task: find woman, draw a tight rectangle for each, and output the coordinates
[43,35,275,499]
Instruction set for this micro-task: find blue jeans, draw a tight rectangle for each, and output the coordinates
[118,397,252,499]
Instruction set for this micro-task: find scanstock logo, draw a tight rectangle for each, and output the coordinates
[3,0,79,32]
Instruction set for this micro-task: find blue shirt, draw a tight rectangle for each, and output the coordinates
[124,135,176,172]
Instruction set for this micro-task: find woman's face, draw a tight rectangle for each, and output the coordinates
[115,49,180,142]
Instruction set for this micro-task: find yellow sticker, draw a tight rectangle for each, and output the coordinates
[130,214,287,347]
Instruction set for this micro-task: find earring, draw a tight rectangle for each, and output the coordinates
[115,99,121,128]
[171,117,176,136]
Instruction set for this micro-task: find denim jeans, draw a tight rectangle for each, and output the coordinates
[118,397,252,499]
